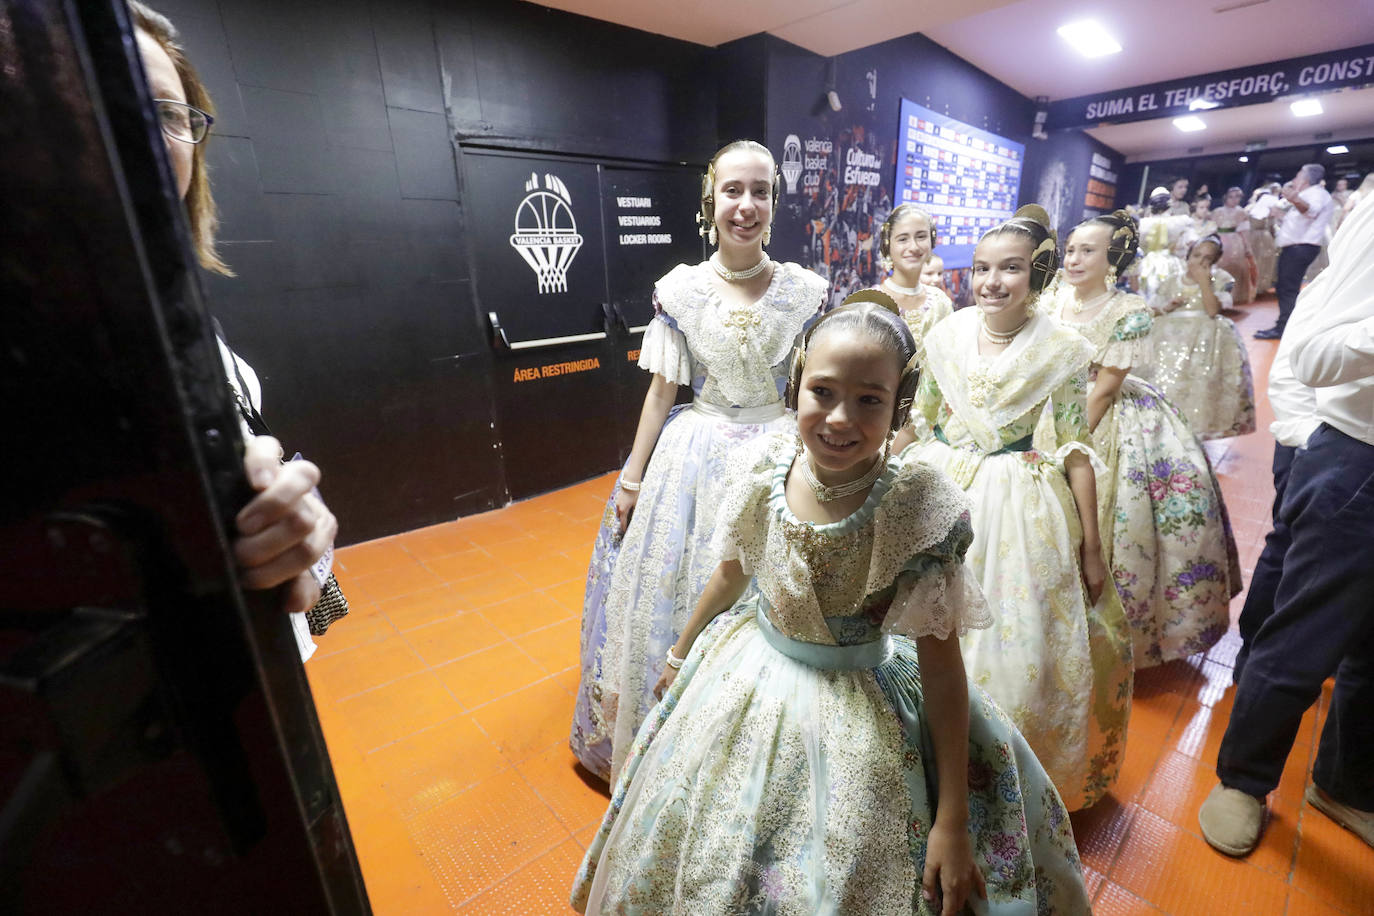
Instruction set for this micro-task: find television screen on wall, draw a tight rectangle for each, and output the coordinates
[893,98,1025,269]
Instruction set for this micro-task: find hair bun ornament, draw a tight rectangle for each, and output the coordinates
[1013,203,1053,230]
[840,288,900,315]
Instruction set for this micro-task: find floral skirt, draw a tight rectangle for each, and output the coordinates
[1096,377,1239,667]
[571,602,1091,914]
[910,443,1134,811]
[1139,312,1256,440]
[570,404,790,783]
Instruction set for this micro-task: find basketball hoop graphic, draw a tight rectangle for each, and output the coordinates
[509,172,583,293]
[781,135,802,194]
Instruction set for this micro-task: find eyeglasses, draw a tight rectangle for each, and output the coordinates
[153,98,214,144]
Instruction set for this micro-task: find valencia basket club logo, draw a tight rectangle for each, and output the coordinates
[782,134,802,194]
[510,172,583,294]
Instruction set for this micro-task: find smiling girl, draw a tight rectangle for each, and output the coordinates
[571,141,827,783]
[571,292,1090,915]
[905,205,1133,811]
[876,204,954,366]
[1050,212,1239,668]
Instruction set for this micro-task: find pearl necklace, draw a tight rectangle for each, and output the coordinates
[797,443,887,502]
[1072,288,1117,315]
[710,253,770,282]
[883,277,923,297]
[980,311,1031,345]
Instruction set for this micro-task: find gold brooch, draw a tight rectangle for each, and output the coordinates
[967,367,997,408]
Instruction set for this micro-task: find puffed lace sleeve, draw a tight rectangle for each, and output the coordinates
[1098,306,1153,370]
[636,293,693,385]
[882,514,992,640]
[708,434,788,575]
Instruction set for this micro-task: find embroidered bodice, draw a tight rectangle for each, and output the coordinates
[1212,205,1248,232]
[637,261,826,408]
[1050,288,1154,371]
[1161,268,1235,316]
[916,308,1093,455]
[712,435,989,647]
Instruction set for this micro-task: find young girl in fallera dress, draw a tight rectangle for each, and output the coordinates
[570,141,827,783]
[1139,236,1257,440]
[1049,212,1240,667]
[571,293,1091,915]
[897,206,1134,811]
[876,204,954,367]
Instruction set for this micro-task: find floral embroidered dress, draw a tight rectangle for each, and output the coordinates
[571,434,1091,914]
[905,307,1133,810]
[875,282,955,366]
[1051,287,1240,667]
[1138,268,1257,440]
[571,261,827,783]
[1212,204,1258,305]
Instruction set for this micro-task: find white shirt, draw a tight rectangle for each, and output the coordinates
[1275,185,1333,248]
[218,339,319,662]
[1286,194,1374,446]
[1268,277,1324,447]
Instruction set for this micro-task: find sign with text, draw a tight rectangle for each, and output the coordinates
[1048,43,1374,130]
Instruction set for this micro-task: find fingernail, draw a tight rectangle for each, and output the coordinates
[238,510,263,535]
[922,889,934,901]
[251,466,274,489]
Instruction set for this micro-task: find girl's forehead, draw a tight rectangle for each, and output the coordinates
[975,233,1031,259]
[892,211,931,233]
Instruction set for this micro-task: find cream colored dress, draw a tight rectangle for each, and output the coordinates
[907,308,1134,810]
[1138,268,1257,440]
[572,434,1092,914]
[1051,288,1240,667]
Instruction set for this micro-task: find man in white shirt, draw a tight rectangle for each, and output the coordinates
[1255,164,1334,339]
[1200,194,1374,857]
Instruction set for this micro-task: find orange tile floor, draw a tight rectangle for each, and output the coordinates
[318,294,1372,915]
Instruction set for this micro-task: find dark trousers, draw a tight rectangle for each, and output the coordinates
[1218,424,1374,809]
[1274,244,1321,332]
[1233,443,1298,683]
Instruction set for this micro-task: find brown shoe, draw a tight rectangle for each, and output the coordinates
[1199,783,1265,856]
[1306,785,1374,848]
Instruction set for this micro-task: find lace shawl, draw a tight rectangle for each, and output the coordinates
[710,434,990,644]
[920,309,1096,455]
[653,262,826,407]
[1051,288,1154,370]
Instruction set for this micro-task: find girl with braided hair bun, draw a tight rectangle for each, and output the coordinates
[572,292,1091,915]
[874,204,954,368]
[570,140,828,784]
[1050,212,1241,668]
[904,205,1133,810]
[1139,236,1257,440]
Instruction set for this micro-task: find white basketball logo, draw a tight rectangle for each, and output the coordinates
[782,134,802,195]
[509,172,584,294]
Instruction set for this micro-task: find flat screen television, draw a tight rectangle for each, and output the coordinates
[893,98,1026,269]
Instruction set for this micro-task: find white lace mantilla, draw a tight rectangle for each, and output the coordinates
[711,434,989,644]
[923,309,1095,455]
[650,262,826,408]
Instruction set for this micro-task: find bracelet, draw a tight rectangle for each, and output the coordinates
[620,478,642,492]
[665,647,686,669]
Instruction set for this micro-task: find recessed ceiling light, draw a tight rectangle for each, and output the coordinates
[1239,155,1249,162]
[1173,116,1207,132]
[1291,98,1324,117]
[1056,20,1122,57]
[1327,144,1349,154]
[1189,98,1220,111]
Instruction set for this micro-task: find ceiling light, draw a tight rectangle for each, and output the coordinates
[1239,155,1249,162]
[1291,98,1323,117]
[1173,116,1207,132]
[1056,20,1122,57]
[1189,98,1220,111]
[1327,144,1349,154]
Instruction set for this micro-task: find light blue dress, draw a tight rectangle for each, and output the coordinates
[570,261,826,782]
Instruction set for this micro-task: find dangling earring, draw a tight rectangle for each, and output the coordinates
[1105,265,1118,291]
[1024,292,1039,317]
[708,225,718,246]
[762,225,772,246]
[879,254,892,273]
